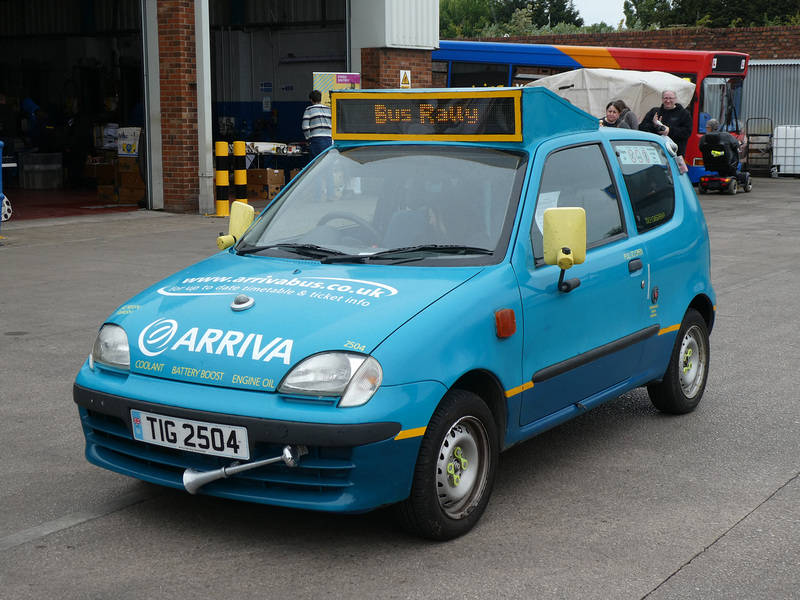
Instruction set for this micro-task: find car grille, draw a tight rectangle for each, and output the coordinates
[80,407,356,502]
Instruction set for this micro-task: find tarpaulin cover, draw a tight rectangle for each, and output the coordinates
[526,68,696,125]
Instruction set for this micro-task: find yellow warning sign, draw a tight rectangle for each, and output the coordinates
[400,70,411,89]
[312,72,361,105]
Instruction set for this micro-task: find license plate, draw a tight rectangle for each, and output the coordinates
[131,410,250,460]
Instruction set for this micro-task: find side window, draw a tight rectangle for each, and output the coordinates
[531,144,625,261]
[612,141,675,233]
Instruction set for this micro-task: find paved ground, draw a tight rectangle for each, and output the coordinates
[0,177,798,599]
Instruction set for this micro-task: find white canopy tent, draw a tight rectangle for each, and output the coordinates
[526,68,696,124]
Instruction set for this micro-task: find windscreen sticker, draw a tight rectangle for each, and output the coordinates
[615,145,665,166]
[158,275,398,308]
[534,191,560,232]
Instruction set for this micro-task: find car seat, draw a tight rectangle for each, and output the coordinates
[699,132,739,177]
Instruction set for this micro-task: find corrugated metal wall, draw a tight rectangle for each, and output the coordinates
[210,0,346,27]
[743,60,800,127]
[0,0,141,36]
[248,0,346,24]
[385,0,438,49]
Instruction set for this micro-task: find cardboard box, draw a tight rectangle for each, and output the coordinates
[246,184,270,199]
[268,169,284,185]
[96,164,116,185]
[117,127,141,157]
[117,156,139,173]
[268,184,283,200]
[118,171,146,189]
[97,185,119,203]
[101,124,118,150]
[247,168,284,186]
[289,168,302,181]
[81,163,116,185]
[118,187,146,205]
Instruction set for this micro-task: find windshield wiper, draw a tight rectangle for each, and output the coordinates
[321,244,493,264]
[237,243,346,258]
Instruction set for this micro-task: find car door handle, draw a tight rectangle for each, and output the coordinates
[628,258,644,272]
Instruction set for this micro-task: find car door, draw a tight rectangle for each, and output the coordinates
[514,140,657,426]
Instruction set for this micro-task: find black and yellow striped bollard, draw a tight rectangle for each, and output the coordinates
[233,141,248,205]
[214,141,230,217]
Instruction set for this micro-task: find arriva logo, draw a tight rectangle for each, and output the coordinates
[139,319,179,356]
[138,318,293,364]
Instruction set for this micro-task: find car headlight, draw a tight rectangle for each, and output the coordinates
[91,324,130,370]
[278,353,383,408]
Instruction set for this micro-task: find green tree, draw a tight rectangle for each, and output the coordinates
[441,0,585,38]
[626,0,800,28]
[487,0,532,22]
[546,0,584,27]
[440,0,494,38]
[622,0,676,28]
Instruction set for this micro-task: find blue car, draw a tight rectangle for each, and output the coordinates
[75,87,714,540]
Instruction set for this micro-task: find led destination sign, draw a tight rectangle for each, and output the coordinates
[332,90,522,141]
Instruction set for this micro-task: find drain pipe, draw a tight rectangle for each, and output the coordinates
[195,0,214,214]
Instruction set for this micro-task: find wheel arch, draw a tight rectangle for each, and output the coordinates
[450,369,508,448]
[689,294,715,333]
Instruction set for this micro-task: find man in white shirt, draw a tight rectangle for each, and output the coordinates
[301,90,332,159]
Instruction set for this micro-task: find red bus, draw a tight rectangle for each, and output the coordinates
[432,40,749,182]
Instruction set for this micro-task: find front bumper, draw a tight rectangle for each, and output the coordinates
[74,376,440,513]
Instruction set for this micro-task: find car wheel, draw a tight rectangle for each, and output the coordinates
[1,196,11,222]
[647,308,710,414]
[396,389,498,540]
[698,185,707,194]
[727,179,737,195]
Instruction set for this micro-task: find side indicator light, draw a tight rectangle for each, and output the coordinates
[495,308,516,338]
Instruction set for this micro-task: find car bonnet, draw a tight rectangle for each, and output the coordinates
[109,251,482,391]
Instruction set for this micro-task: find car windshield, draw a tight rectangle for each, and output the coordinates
[237,145,527,265]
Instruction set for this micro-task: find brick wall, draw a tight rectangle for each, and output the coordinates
[460,25,800,60]
[157,1,199,213]
[366,26,799,92]
[361,48,433,89]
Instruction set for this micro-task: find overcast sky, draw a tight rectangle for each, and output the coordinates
[572,0,626,27]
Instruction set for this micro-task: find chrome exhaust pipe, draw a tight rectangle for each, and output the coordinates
[182,445,307,495]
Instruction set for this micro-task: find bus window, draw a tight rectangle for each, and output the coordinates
[700,77,744,133]
[450,62,509,87]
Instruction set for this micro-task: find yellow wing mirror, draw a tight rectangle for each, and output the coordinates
[543,207,586,293]
[216,201,255,250]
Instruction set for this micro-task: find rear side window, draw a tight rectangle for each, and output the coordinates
[531,143,625,261]
[612,141,675,233]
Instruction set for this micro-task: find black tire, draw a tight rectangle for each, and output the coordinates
[647,308,710,414]
[744,175,753,192]
[698,186,707,195]
[727,179,737,195]
[395,389,499,541]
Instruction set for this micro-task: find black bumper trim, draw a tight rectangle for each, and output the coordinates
[73,383,401,448]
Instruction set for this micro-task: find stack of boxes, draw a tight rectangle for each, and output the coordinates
[246,168,284,201]
[83,126,145,204]
[90,158,118,202]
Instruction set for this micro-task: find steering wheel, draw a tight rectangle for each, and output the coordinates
[316,211,383,245]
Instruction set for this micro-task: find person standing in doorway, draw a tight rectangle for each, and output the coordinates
[302,90,332,160]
